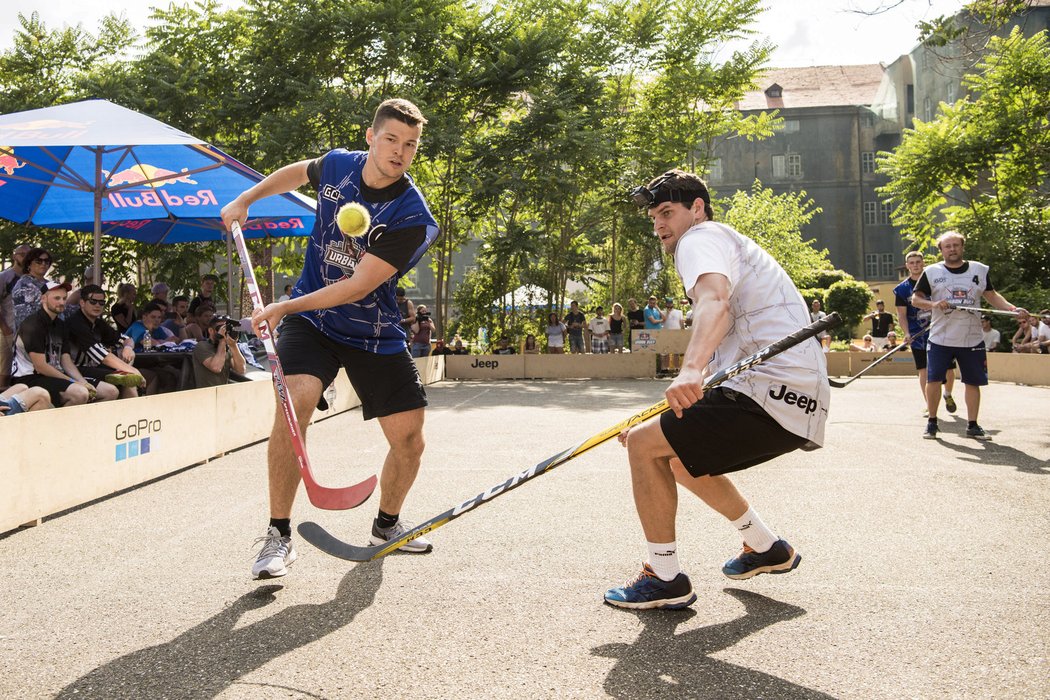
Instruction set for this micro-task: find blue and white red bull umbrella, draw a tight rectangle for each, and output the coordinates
[0,99,316,288]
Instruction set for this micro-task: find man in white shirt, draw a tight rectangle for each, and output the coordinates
[980,316,1001,352]
[605,169,828,611]
[1037,310,1050,353]
[911,231,1027,440]
[663,298,684,330]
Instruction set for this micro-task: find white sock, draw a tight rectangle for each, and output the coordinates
[646,541,681,581]
[730,507,778,553]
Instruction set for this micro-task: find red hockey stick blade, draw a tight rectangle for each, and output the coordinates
[304,473,378,511]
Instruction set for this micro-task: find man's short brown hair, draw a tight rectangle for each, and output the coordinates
[646,169,714,221]
[373,99,427,130]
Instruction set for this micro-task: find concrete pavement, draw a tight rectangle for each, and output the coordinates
[2,376,1048,698]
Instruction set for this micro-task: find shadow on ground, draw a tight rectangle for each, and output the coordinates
[56,561,383,699]
[593,589,834,699]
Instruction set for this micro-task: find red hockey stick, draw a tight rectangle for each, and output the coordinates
[230,221,376,510]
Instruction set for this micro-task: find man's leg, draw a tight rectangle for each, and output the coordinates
[964,383,981,422]
[925,380,943,419]
[266,374,322,519]
[375,407,426,515]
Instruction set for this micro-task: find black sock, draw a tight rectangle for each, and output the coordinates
[928,417,938,425]
[968,421,978,429]
[376,509,399,530]
[269,518,291,538]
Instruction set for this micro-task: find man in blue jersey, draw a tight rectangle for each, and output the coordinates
[893,251,957,416]
[221,99,440,579]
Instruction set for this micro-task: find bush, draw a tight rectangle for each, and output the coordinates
[825,280,874,340]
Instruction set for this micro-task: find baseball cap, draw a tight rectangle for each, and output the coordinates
[44,281,72,293]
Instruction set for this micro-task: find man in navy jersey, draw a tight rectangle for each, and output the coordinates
[911,231,1027,441]
[222,99,440,579]
[893,251,957,415]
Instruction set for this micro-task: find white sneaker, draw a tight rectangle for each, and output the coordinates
[252,526,298,579]
[368,518,433,553]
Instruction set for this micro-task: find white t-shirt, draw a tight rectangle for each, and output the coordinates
[674,221,829,447]
[546,323,566,348]
[588,317,608,337]
[982,327,1001,350]
[664,309,684,330]
[1038,322,1050,344]
[918,261,990,347]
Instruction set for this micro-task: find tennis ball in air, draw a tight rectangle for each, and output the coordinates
[336,202,370,237]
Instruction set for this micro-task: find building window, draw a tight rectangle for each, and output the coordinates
[772,155,785,178]
[707,158,722,182]
[765,83,783,98]
[865,254,879,279]
[864,201,878,226]
[863,112,876,128]
[924,97,932,121]
[879,202,892,225]
[787,154,801,176]
[782,119,800,133]
[947,82,956,103]
[906,85,915,114]
[880,253,896,279]
[861,152,876,174]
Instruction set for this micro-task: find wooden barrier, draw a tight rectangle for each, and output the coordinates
[987,353,1050,385]
[825,351,850,377]
[445,354,525,379]
[1,357,443,534]
[524,352,657,379]
[631,329,691,354]
[849,350,915,377]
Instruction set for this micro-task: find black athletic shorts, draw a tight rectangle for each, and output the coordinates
[660,387,808,478]
[17,374,73,406]
[911,346,957,372]
[276,315,427,420]
[78,365,112,386]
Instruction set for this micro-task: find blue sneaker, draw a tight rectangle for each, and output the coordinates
[722,539,801,580]
[604,563,696,610]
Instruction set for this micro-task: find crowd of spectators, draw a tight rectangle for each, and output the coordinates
[0,243,261,416]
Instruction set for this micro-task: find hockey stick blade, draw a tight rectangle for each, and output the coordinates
[230,221,377,510]
[299,312,841,561]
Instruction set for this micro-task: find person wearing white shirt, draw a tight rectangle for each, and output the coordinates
[663,298,684,330]
[980,316,1001,351]
[605,168,828,611]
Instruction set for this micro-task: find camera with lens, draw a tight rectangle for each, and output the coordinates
[215,316,239,337]
[416,311,431,322]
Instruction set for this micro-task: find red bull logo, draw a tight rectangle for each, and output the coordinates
[105,164,198,188]
[0,119,90,141]
[108,189,217,209]
[243,218,308,232]
[0,147,25,175]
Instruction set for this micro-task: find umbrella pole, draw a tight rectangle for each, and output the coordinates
[93,148,102,285]
[226,228,235,317]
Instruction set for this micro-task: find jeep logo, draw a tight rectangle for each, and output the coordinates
[768,384,818,414]
[470,358,499,369]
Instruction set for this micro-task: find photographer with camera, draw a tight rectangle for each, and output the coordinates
[409,305,436,358]
[192,315,246,389]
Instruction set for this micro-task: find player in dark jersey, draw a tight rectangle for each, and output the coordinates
[222,99,440,579]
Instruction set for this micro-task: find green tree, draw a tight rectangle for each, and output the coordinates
[878,28,1050,290]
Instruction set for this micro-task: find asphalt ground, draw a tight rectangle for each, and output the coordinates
[2,376,1048,699]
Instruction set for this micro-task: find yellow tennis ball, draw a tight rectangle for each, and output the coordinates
[336,202,370,237]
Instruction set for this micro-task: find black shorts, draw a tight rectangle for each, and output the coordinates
[277,315,427,421]
[911,347,957,372]
[78,365,112,386]
[660,388,808,478]
[17,374,73,406]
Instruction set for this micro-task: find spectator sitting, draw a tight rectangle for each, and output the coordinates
[61,264,100,320]
[431,339,453,356]
[1036,310,1050,354]
[0,383,51,415]
[11,247,53,333]
[849,334,877,352]
[11,281,108,406]
[0,243,31,389]
[192,316,247,389]
[126,302,175,351]
[884,331,900,350]
[523,334,540,354]
[162,295,191,339]
[1012,316,1036,353]
[150,281,170,306]
[189,273,219,315]
[981,316,1000,351]
[493,335,517,355]
[66,284,144,399]
[111,282,139,333]
[184,302,216,341]
[409,305,436,357]
[450,335,468,355]
[589,306,610,354]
